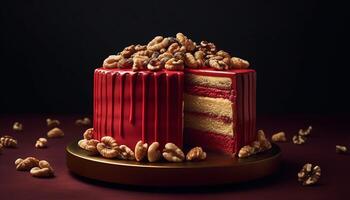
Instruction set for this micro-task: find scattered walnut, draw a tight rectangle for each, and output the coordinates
[46,118,60,128]
[83,128,94,140]
[298,126,312,137]
[0,135,17,148]
[0,143,3,154]
[35,138,48,148]
[97,136,120,158]
[47,127,64,138]
[336,145,348,154]
[13,122,23,131]
[186,147,207,161]
[147,58,163,71]
[238,145,255,158]
[135,140,148,162]
[75,117,91,126]
[117,145,135,160]
[271,131,287,142]
[292,135,306,145]
[30,160,54,178]
[147,142,161,162]
[298,163,321,186]
[165,58,184,71]
[162,143,185,162]
[15,157,39,171]
[103,55,123,68]
[231,57,250,69]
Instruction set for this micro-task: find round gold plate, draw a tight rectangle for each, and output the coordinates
[66,141,281,186]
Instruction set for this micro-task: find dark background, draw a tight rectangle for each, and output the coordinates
[1,0,348,115]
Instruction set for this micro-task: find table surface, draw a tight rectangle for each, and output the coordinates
[0,114,349,200]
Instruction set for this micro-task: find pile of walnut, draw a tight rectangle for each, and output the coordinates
[78,128,206,162]
[238,130,272,158]
[15,157,54,178]
[103,33,249,71]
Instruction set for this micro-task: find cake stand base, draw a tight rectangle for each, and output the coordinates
[66,141,281,186]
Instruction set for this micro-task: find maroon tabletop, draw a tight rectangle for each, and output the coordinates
[0,114,349,200]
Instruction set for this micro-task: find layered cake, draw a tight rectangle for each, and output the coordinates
[93,33,256,155]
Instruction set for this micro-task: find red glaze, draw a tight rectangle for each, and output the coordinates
[184,68,256,154]
[93,68,184,148]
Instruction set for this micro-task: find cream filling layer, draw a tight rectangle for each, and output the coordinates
[185,74,232,90]
[184,113,234,137]
[184,94,233,119]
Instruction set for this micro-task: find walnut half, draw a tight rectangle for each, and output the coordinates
[298,163,321,186]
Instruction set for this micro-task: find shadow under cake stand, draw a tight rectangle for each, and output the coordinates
[66,141,281,186]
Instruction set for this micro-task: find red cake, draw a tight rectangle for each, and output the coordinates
[93,33,256,155]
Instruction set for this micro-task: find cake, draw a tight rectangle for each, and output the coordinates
[93,33,256,155]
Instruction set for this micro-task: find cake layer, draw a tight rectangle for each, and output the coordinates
[184,113,234,136]
[184,85,234,101]
[184,128,236,155]
[185,73,232,89]
[93,68,184,148]
[184,94,233,119]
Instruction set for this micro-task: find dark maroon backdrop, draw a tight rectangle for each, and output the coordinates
[0,114,349,199]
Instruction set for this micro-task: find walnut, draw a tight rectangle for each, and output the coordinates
[96,136,120,158]
[78,139,99,154]
[147,37,170,51]
[216,50,231,58]
[30,160,54,178]
[35,138,48,148]
[292,135,306,145]
[238,145,255,158]
[158,52,173,63]
[184,53,199,68]
[173,51,185,60]
[134,44,147,51]
[298,126,312,136]
[15,157,39,171]
[198,41,216,54]
[147,142,161,162]
[208,59,226,70]
[13,122,23,131]
[162,143,185,162]
[103,55,123,68]
[132,49,153,57]
[186,147,207,161]
[135,140,148,162]
[298,163,321,186]
[164,58,184,71]
[0,143,3,154]
[47,127,64,138]
[271,131,287,142]
[176,33,196,52]
[132,55,149,71]
[46,118,60,128]
[120,45,136,58]
[117,57,133,68]
[0,135,17,148]
[167,43,181,54]
[75,117,91,126]
[83,128,94,140]
[117,145,135,160]
[336,145,347,154]
[231,57,250,69]
[147,58,163,71]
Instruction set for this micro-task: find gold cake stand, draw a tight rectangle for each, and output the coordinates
[66,141,281,186]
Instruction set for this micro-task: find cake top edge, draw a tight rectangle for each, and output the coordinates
[101,33,251,72]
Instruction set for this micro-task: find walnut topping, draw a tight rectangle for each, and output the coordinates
[271,131,287,142]
[186,147,207,161]
[102,33,250,71]
[298,163,321,186]
[162,143,185,162]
